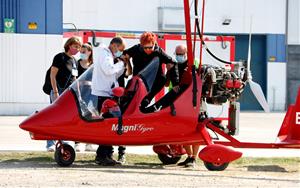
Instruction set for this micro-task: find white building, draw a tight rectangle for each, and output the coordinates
[0,0,299,114]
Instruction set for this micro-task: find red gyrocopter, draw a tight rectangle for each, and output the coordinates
[20,0,300,170]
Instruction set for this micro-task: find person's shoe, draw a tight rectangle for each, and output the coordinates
[117,154,126,165]
[177,156,193,166]
[46,145,55,152]
[96,156,121,166]
[95,156,116,166]
[114,159,122,165]
[95,156,103,165]
[108,156,122,165]
[185,157,196,168]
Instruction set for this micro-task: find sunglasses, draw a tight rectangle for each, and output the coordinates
[143,46,154,50]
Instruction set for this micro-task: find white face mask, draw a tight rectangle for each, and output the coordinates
[80,53,88,60]
[176,55,186,63]
[114,50,122,58]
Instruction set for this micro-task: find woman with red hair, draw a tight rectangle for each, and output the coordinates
[123,32,180,109]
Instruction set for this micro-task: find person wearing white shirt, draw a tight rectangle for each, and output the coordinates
[92,37,128,166]
[92,38,126,98]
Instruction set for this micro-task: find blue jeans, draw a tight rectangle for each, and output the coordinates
[46,140,56,148]
[47,89,63,149]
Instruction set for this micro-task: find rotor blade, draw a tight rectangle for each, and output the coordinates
[249,80,270,112]
[247,16,253,80]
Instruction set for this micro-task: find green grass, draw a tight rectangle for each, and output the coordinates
[0,152,299,165]
[0,152,162,164]
[0,152,53,162]
[0,152,299,172]
[0,152,298,172]
[232,157,300,166]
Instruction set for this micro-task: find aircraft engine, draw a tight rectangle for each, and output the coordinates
[201,61,246,105]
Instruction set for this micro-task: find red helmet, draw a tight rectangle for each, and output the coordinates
[101,99,118,113]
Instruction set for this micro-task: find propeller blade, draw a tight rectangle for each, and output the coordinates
[246,17,252,80]
[245,17,269,112]
[249,80,270,112]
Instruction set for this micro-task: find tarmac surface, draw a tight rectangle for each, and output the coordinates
[0,160,299,187]
[0,112,299,157]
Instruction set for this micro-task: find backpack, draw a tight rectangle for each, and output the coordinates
[42,54,76,95]
[42,68,52,95]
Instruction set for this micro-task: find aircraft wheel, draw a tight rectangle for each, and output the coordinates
[54,144,76,167]
[157,154,181,165]
[203,161,229,171]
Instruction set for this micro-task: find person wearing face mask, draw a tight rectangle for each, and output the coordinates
[144,44,199,168]
[123,32,179,110]
[91,37,128,166]
[172,45,200,168]
[78,42,93,77]
[74,42,96,152]
[50,37,81,102]
[91,37,127,109]
[46,37,82,152]
[143,44,191,114]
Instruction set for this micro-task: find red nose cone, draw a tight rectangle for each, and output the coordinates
[19,106,58,133]
[19,90,78,134]
[19,113,38,131]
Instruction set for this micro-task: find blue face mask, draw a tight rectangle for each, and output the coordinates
[176,55,186,63]
[114,50,122,58]
[80,53,88,60]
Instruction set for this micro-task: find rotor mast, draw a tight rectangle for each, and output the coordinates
[183,0,194,69]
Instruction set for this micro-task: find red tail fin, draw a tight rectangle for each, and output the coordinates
[277,88,300,145]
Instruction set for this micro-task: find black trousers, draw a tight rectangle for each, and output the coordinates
[157,84,188,108]
[142,75,166,105]
[96,145,126,158]
[143,84,189,113]
[96,96,126,158]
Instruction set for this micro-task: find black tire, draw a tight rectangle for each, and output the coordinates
[203,161,229,171]
[157,153,181,165]
[54,144,76,167]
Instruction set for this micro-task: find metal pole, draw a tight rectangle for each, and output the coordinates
[183,0,194,69]
[285,0,289,109]
[199,0,206,68]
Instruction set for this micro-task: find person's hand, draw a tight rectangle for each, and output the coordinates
[119,55,125,61]
[120,55,130,65]
[119,55,129,62]
[173,85,180,93]
[52,92,60,101]
[123,54,130,60]
[166,63,174,70]
[122,60,128,67]
[114,57,127,67]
